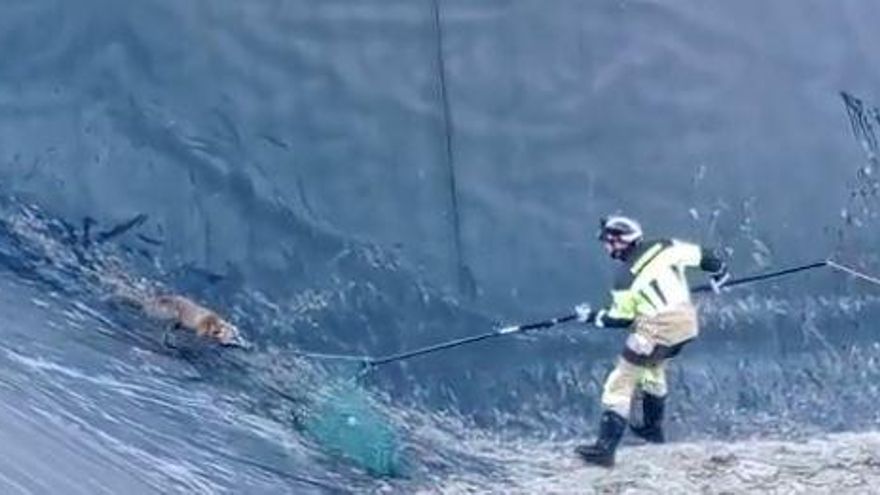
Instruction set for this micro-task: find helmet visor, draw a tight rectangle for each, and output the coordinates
[597,216,638,243]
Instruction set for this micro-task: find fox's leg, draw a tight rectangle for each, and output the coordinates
[162,322,185,349]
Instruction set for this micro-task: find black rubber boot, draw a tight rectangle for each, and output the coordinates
[575,411,627,468]
[630,393,665,444]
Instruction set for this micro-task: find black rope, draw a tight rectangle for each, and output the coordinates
[430,0,471,298]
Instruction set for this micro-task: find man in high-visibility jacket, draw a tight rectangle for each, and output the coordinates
[573,215,729,467]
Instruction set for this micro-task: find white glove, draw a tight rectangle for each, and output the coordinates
[574,302,593,323]
[710,270,731,294]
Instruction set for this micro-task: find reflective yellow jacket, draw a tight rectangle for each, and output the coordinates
[593,238,725,328]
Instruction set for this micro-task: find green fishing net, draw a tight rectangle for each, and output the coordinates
[299,380,403,476]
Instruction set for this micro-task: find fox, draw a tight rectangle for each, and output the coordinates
[145,294,246,347]
[103,269,247,347]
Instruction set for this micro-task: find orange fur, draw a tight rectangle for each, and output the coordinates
[152,296,240,345]
[107,272,244,346]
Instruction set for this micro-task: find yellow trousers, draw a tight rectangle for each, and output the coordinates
[600,304,698,418]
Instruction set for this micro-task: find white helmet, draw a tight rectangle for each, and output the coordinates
[598,215,643,245]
